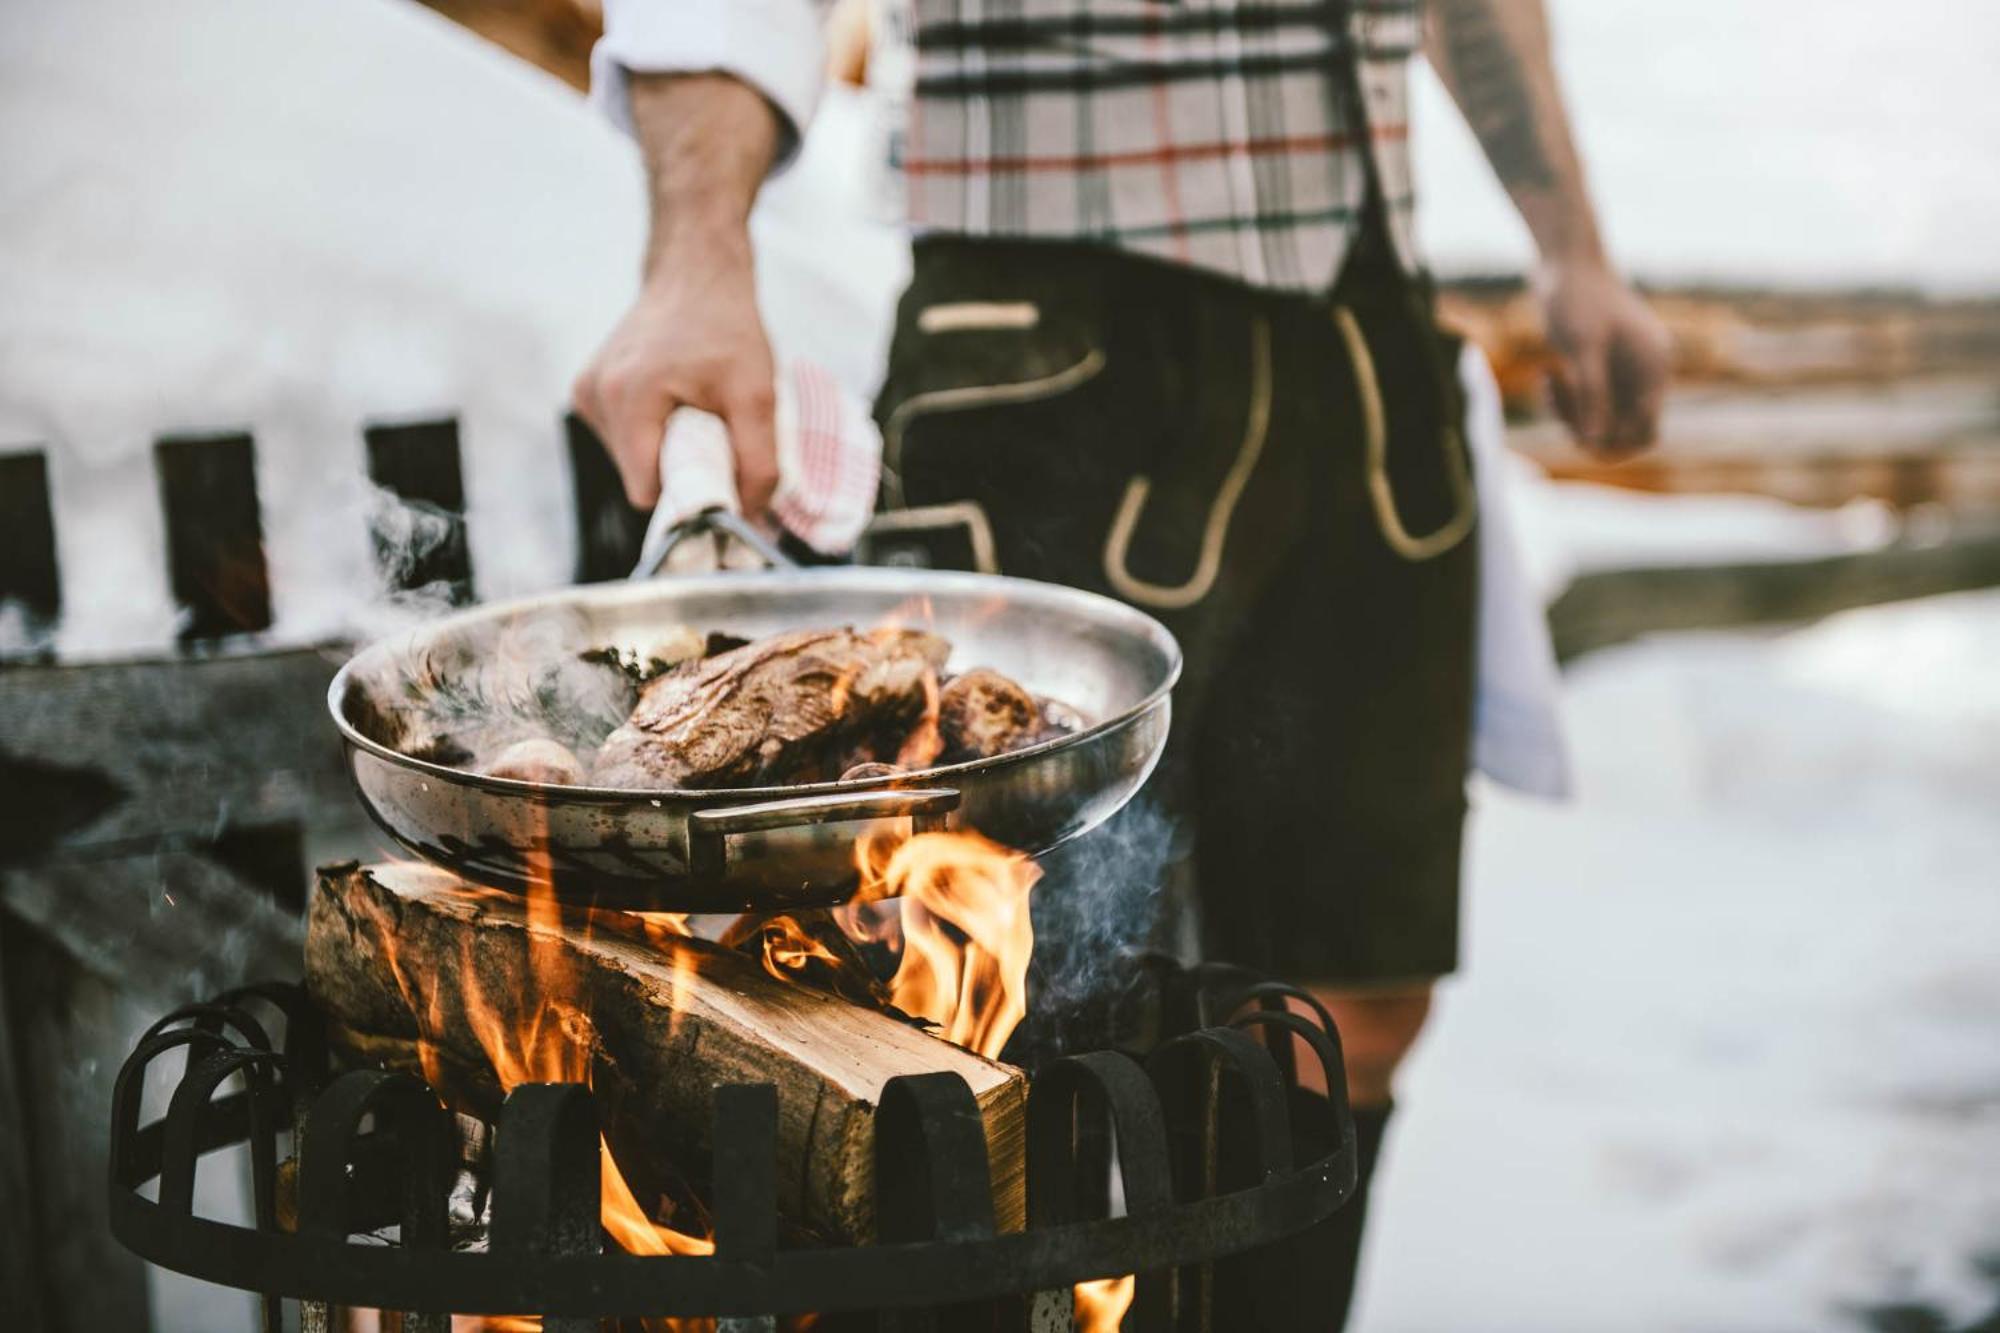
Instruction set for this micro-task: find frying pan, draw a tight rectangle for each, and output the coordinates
[328,563,1179,912]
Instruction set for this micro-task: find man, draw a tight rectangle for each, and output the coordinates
[575,0,1669,1320]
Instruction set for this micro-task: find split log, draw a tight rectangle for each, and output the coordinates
[305,862,1025,1242]
[590,628,950,789]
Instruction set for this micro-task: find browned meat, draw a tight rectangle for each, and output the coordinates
[838,761,906,781]
[480,737,585,785]
[591,628,949,789]
[938,668,1041,761]
[1037,696,1087,737]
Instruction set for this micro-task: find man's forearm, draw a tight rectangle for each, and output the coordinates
[1425,0,1604,265]
[629,73,782,275]
[575,72,787,511]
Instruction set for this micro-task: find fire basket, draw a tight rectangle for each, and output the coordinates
[110,963,1356,1330]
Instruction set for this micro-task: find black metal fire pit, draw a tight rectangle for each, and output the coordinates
[109,965,1354,1330]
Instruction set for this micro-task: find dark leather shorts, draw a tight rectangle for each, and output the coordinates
[872,237,1478,986]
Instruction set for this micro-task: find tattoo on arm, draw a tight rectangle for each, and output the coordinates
[1431,0,1557,190]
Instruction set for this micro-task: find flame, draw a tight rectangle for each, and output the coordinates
[358,861,717,1333]
[361,791,1045,1329]
[866,595,938,635]
[837,828,1133,1327]
[634,910,694,946]
[759,915,844,975]
[893,666,944,770]
[1074,1274,1136,1331]
[839,828,1039,1061]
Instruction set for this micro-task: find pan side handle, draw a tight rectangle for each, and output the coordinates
[686,788,961,879]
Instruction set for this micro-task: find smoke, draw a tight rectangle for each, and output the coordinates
[342,483,638,774]
[365,485,464,598]
[345,604,639,774]
[1013,795,1188,1063]
[0,597,53,659]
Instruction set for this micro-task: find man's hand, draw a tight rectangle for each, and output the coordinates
[574,228,780,512]
[573,73,784,513]
[1537,258,1672,457]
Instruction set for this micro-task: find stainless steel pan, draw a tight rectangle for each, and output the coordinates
[328,567,1180,912]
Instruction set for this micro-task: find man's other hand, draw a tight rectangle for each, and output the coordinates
[1536,259,1672,458]
[573,228,780,514]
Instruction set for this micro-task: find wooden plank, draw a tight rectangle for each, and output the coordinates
[154,431,273,642]
[1,851,302,1004]
[0,648,367,858]
[365,417,474,603]
[1550,529,2000,661]
[0,448,61,649]
[565,411,649,583]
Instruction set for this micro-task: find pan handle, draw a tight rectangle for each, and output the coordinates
[631,506,799,580]
[687,788,961,878]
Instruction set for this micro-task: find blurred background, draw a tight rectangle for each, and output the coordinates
[1,0,1995,1329]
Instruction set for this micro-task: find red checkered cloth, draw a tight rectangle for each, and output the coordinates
[646,358,882,566]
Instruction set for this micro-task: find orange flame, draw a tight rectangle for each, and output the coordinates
[358,862,717,1333]
[1074,1274,1136,1331]
[839,828,1039,1061]
[759,915,844,975]
[894,666,944,770]
[838,828,1136,1325]
[366,799,1048,1328]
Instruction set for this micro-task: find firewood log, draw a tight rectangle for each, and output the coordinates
[304,862,1026,1242]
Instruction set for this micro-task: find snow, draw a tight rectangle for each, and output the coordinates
[1503,455,1902,600]
[1358,590,2000,1331]
[0,0,893,661]
[0,0,645,656]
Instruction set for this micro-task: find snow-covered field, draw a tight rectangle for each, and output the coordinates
[1361,591,2000,1331]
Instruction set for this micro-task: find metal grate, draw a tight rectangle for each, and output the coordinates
[110,965,1357,1331]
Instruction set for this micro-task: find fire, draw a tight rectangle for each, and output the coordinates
[893,665,944,769]
[834,827,1135,1329]
[362,783,1050,1326]
[459,864,719,1279]
[839,828,1040,1061]
[765,916,843,972]
[1074,1274,1136,1331]
[358,862,717,1332]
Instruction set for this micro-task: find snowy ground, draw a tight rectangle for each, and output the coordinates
[1359,590,2000,1332]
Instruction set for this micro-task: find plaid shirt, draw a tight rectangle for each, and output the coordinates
[594,0,1422,293]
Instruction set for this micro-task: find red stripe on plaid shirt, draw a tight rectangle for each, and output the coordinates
[1144,16,1191,263]
[901,125,1410,177]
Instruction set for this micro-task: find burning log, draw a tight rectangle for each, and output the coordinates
[304,862,1027,1243]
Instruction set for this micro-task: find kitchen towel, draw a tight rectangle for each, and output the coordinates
[637,357,883,573]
